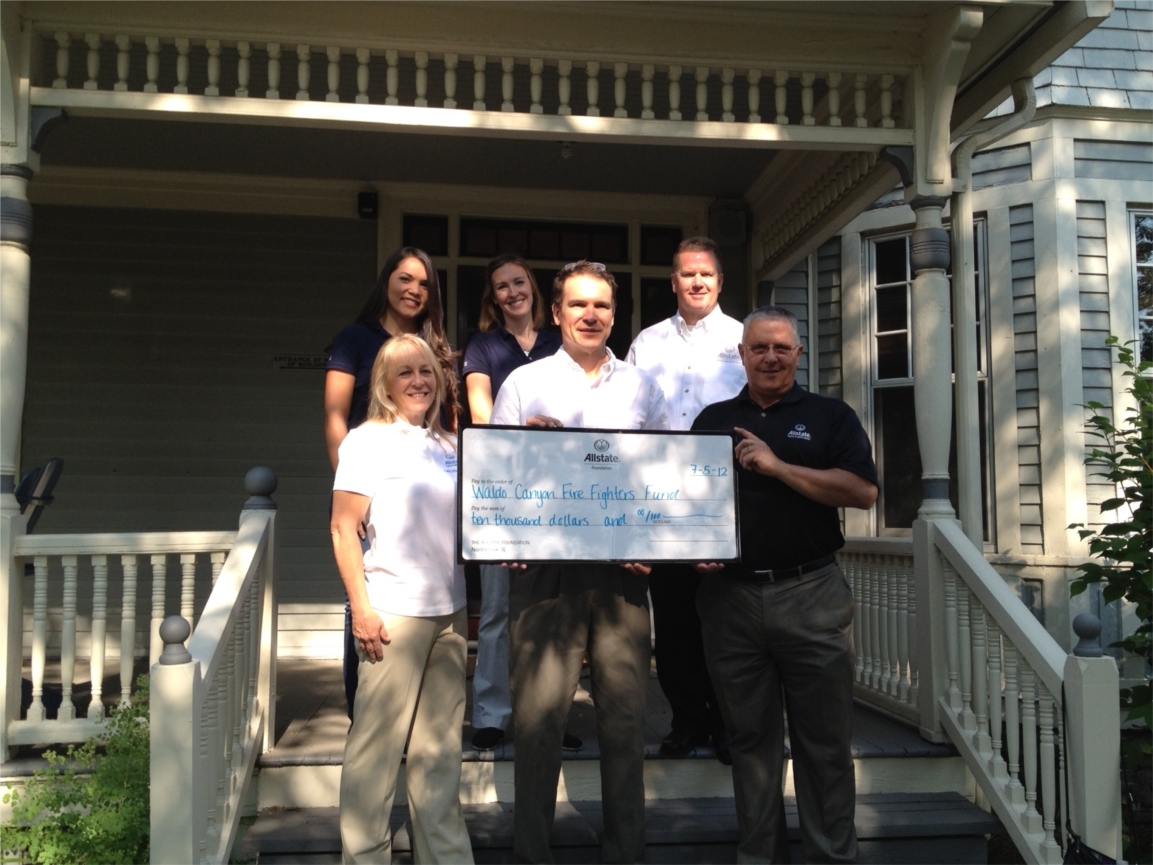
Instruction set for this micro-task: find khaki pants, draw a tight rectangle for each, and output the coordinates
[340,608,474,865]
[698,564,857,864]
[508,563,650,865]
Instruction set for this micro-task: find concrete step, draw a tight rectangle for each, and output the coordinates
[238,793,999,864]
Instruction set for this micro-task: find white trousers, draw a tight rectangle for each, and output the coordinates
[471,564,513,730]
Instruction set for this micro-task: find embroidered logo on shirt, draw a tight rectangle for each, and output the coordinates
[787,424,811,441]
[719,346,741,362]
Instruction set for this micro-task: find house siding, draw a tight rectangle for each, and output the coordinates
[1010,204,1044,554]
[772,259,810,390]
[971,143,1032,190]
[1073,139,1153,180]
[816,238,842,399]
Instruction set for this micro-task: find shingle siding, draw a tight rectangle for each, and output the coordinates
[1010,204,1044,554]
[816,238,842,399]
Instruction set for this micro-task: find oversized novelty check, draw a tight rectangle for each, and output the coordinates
[458,426,739,563]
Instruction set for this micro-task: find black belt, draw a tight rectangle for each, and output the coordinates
[728,554,837,583]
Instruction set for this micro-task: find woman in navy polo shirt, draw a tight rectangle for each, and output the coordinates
[462,253,578,751]
[325,246,457,718]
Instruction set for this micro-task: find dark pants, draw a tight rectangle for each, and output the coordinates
[508,563,650,865]
[343,599,358,720]
[649,562,725,736]
[698,563,858,864]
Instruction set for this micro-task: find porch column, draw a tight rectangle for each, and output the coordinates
[0,163,32,761]
[909,196,955,520]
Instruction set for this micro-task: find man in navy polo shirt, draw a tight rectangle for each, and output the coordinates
[692,306,878,863]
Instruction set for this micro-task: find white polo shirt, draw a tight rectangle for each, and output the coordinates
[625,306,746,431]
[333,419,466,618]
[491,347,671,431]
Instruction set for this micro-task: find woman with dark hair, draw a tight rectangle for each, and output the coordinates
[460,253,579,752]
[325,246,457,717]
[332,334,472,864]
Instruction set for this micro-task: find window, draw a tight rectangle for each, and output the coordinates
[1133,211,1152,364]
[867,225,992,538]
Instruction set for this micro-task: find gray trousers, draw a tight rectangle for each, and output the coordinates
[508,563,650,864]
[697,563,857,864]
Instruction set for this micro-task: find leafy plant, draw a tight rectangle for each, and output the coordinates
[2,677,150,865]
[1069,336,1152,729]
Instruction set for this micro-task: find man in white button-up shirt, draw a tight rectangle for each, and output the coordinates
[625,237,746,765]
[492,261,669,865]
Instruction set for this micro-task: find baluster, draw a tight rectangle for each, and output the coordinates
[1004,644,1025,806]
[180,553,196,624]
[557,60,572,115]
[586,61,600,116]
[641,64,655,118]
[236,42,251,97]
[210,551,226,587]
[613,62,628,117]
[895,561,910,701]
[150,554,167,665]
[326,46,341,103]
[880,74,895,128]
[53,32,71,89]
[355,48,370,104]
[385,49,399,105]
[942,559,962,711]
[886,556,900,697]
[414,51,429,107]
[986,620,1008,780]
[197,669,211,862]
[205,39,221,96]
[266,43,281,99]
[720,68,736,121]
[1056,693,1068,851]
[773,70,789,124]
[220,636,236,822]
[867,558,880,696]
[144,36,160,93]
[958,581,975,730]
[202,675,220,855]
[668,65,682,120]
[499,56,514,112]
[908,567,919,703]
[120,555,137,703]
[174,38,190,95]
[114,36,130,91]
[859,555,873,686]
[296,44,311,100]
[827,71,842,126]
[801,71,815,125]
[442,53,457,108]
[878,556,892,695]
[88,555,108,719]
[247,580,261,723]
[472,55,486,109]
[59,555,78,720]
[1021,664,1041,833]
[230,612,245,798]
[84,34,101,90]
[849,556,863,682]
[28,556,48,722]
[529,58,543,114]
[747,69,762,122]
[1039,683,1060,858]
[972,601,991,753]
[854,73,868,127]
[694,66,709,120]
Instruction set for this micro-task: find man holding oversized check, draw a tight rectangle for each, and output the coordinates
[484,260,671,865]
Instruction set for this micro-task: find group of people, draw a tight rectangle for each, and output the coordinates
[324,237,878,864]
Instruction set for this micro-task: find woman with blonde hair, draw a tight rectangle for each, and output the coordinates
[331,333,472,864]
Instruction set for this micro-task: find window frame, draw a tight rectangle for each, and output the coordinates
[1130,209,1152,368]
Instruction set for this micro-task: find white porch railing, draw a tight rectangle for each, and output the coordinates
[3,529,234,756]
[150,467,278,865]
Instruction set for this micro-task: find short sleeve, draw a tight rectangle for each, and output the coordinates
[326,324,362,375]
[490,374,523,426]
[333,429,378,497]
[461,333,494,379]
[645,379,671,431]
[829,405,879,486]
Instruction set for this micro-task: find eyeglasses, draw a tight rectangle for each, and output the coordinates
[743,342,799,358]
[559,261,607,275]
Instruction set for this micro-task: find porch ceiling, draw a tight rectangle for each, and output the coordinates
[35,114,776,198]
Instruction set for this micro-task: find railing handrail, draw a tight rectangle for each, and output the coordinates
[13,530,236,557]
[840,536,914,556]
[932,518,1066,697]
[187,515,270,687]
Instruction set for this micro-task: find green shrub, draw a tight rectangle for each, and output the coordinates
[2,677,150,865]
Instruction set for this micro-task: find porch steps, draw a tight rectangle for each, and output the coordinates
[237,793,998,864]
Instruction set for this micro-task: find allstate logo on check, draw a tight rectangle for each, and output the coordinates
[585,438,620,464]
